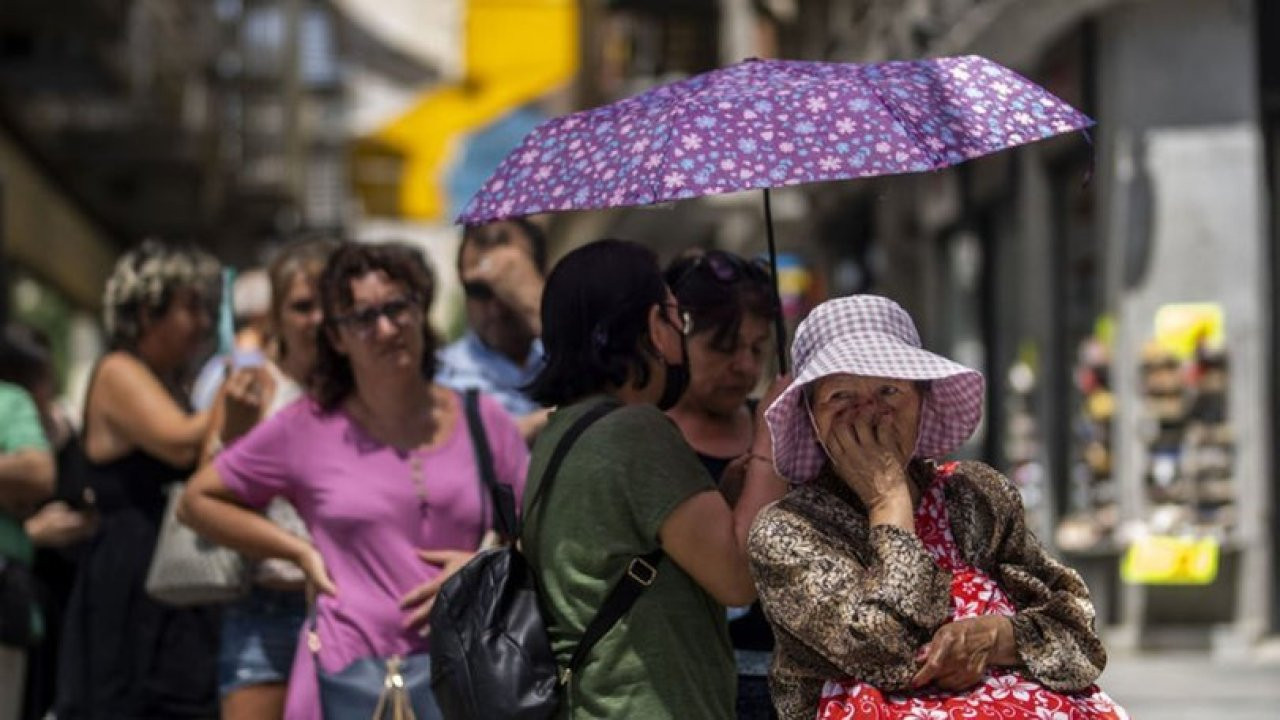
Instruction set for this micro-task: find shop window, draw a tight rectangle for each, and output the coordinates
[1057,326,1117,552]
[1138,306,1235,537]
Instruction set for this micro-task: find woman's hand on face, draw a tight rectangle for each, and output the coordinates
[400,549,476,635]
[464,244,544,327]
[825,405,912,512]
[911,615,1015,691]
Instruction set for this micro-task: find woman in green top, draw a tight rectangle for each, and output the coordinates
[521,239,788,719]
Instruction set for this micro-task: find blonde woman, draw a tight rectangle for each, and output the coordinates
[211,240,337,720]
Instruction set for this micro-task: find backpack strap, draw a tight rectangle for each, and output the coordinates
[462,389,516,539]
[520,399,665,687]
[562,548,664,686]
[520,399,619,533]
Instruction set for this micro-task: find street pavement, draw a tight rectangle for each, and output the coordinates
[1098,650,1280,718]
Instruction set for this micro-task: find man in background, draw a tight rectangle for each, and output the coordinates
[437,219,550,440]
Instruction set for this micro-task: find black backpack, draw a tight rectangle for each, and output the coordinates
[428,399,663,720]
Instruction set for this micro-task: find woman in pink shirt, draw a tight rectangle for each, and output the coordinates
[181,242,529,719]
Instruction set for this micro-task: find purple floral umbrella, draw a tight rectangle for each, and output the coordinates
[458,55,1093,370]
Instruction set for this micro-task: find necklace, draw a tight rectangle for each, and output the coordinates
[408,452,429,514]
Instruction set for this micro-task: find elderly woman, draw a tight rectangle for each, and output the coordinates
[748,296,1126,719]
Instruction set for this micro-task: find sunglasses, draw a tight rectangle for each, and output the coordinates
[672,250,772,291]
[330,297,420,335]
[463,282,496,301]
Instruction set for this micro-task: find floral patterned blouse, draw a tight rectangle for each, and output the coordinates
[747,460,1109,719]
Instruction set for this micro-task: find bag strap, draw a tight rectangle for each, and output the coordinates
[563,548,663,685]
[520,399,619,535]
[462,389,516,539]
[519,398,664,686]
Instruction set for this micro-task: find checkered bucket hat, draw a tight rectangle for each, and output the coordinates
[766,295,985,484]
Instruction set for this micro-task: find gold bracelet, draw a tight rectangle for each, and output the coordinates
[747,453,792,486]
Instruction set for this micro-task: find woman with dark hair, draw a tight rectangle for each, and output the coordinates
[56,239,223,719]
[206,238,336,720]
[181,241,529,719]
[663,250,776,496]
[664,249,779,719]
[521,239,789,719]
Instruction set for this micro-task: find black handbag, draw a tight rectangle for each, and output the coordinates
[428,399,664,720]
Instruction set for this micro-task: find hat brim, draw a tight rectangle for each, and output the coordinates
[766,332,985,484]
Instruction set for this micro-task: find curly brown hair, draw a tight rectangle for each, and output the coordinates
[313,241,439,411]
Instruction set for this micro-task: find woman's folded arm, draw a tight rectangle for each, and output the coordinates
[748,504,950,691]
[958,461,1107,691]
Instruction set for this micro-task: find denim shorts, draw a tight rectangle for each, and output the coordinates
[218,587,307,696]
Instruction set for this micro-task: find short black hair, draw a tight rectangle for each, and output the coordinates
[313,241,439,411]
[664,249,777,352]
[526,239,665,407]
[457,218,549,276]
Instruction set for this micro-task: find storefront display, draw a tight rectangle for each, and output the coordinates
[1138,304,1235,540]
[1056,304,1236,568]
[1056,330,1118,552]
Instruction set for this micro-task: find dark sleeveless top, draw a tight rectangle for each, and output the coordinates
[55,361,219,719]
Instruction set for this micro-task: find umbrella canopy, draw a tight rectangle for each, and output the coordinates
[457,55,1093,371]
[457,55,1092,224]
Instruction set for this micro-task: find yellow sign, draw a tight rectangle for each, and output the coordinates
[368,0,580,220]
[1121,535,1220,585]
[1153,303,1225,361]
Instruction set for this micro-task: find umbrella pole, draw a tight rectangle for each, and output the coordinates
[762,188,788,374]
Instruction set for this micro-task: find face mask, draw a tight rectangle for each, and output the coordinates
[656,331,691,412]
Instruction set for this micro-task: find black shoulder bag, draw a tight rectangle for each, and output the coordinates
[429,399,663,720]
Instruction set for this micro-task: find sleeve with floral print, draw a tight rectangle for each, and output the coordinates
[748,504,950,692]
[959,461,1108,692]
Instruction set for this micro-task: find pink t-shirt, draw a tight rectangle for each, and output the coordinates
[215,391,529,720]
